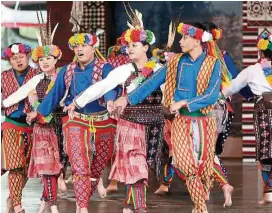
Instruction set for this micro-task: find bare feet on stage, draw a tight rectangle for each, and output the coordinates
[106,180,118,194]
[5,197,14,213]
[97,178,107,198]
[76,203,80,213]
[258,192,272,205]
[38,201,47,213]
[154,184,169,195]
[50,205,59,213]
[65,174,74,184]
[123,208,133,213]
[222,184,234,207]
[14,205,25,213]
[58,173,68,197]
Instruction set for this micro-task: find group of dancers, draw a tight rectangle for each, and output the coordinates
[1,5,272,213]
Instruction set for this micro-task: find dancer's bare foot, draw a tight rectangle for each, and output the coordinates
[58,173,68,197]
[76,203,80,213]
[106,180,118,194]
[97,178,107,198]
[50,205,59,213]
[123,208,133,213]
[14,205,24,213]
[38,200,47,213]
[259,192,272,204]
[154,184,169,195]
[5,197,14,213]
[222,184,234,207]
[80,207,89,213]
[65,175,73,184]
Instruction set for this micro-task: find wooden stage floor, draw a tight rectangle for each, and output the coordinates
[1,160,271,213]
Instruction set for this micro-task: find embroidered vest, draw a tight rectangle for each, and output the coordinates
[163,53,217,115]
[1,67,38,116]
[60,59,106,106]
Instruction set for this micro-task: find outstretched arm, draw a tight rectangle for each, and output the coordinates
[3,73,43,108]
[74,63,135,108]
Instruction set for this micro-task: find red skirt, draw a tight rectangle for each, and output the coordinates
[109,118,148,184]
[28,123,62,178]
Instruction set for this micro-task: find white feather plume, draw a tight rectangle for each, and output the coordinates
[51,23,59,43]
[95,28,104,36]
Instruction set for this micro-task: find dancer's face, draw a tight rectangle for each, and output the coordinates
[179,35,200,53]
[38,56,57,73]
[9,53,29,73]
[73,44,95,65]
[127,42,148,61]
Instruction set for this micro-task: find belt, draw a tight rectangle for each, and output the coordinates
[72,111,109,134]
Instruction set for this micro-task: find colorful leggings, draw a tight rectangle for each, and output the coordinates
[62,117,115,208]
[41,175,58,206]
[162,155,228,188]
[125,180,147,212]
[261,164,272,193]
[172,116,217,213]
[8,169,28,207]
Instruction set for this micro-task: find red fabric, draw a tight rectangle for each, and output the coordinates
[1,67,38,116]
[62,116,116,207]
[42,175,58,206]
[107,54,130,68]
[28,123,62,178]
[109,118,148,185]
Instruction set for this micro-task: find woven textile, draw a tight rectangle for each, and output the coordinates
[82,1,107,55]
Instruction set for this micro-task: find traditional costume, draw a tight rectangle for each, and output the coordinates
[70,8,166,212]
[1,43,38,212]
[223,32,272,203]
[34,22,117,209]
[125,22,222,213]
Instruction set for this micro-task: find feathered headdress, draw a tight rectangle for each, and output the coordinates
[121,2,155,46]
[32,7,62,63]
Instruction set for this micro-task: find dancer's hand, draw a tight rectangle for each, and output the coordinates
[169,100,186,116]
[114,96,128,114]
[26,111,38,124]
[107,100,115,114]
[63,102,76,119]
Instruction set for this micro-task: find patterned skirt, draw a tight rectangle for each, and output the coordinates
[254,98,272,162]
[109,118,148,184]
[1,117,33,170]
[119,104,165,179]
[28,123,62,178]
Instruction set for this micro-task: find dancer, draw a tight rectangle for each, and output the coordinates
[27,20,119,212]
[1,43,38,213]
[114,22,221,213]
[223,31,272,204]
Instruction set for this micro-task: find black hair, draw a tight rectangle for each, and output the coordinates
[141,41,152,59]
[262,49,272,60]
[8,43,21,48]
[202,21,218,32]
[187,22,207,32]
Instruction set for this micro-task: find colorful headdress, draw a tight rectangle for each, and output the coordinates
[257,32,272,51]
[32,9,62,63]
[67,15,103,50]
[177,22,213,42]
[211,28,223,40]
[120,3,156,46]
[1,43,32,60]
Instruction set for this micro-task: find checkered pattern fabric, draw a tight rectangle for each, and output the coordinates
[195,56,217,115]
[82,1,107,56]
[1,67,38,116]
[163,54,183,107]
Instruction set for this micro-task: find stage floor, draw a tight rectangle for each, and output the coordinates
[1,160,271,213]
